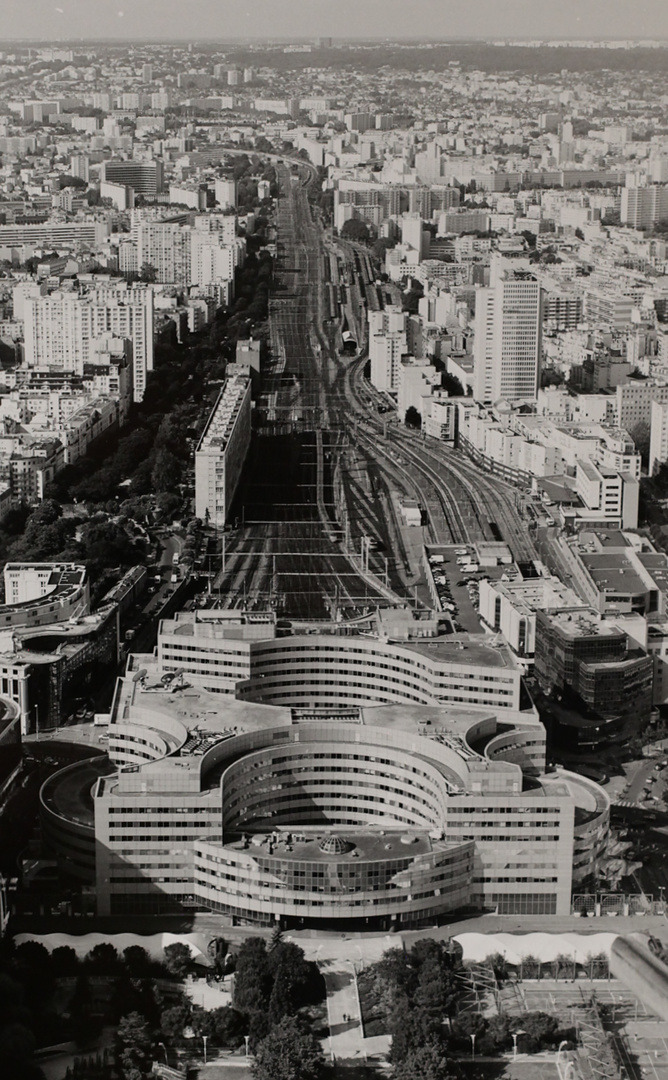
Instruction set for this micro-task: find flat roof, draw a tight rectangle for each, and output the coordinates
[581,552,646,595]
[220,829,438,863]
[118,655,540,751]
[403,635,511,668]
[196,374,249,455]
[548,609,621,638]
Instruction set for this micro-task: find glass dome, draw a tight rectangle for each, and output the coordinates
[318,834,354,855]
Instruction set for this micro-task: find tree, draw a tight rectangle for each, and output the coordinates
[116,1011,153,1080]
[160,1001,192,1042]
[252,1016,325,1080]
[0,1022,37,1080]
[198,1006,247,1047]
[267,941,318,1017]
[51,946,80,976]
[163,943,192,979]
[393,1041,454,1080]
[340,218,371,244]
[372,237,395,261]
[520,1011,559,1050]
[123,946,152,978]
[79,520,139,568]
[208,936,229,976]
[13,942,51,976]
[442,373,464,397]
[630,419,650,463]
[268,925,284,952]
[69,972,95,1044]
[390,1002,445,1063]
[138,263,157,283]
[151,448,182,493]
[414,955,461,1017]
[405,406,422,429]
[85,942,121,974]
[487,951,510,983]
[59,174,87,189]
[233,938,272,1016]
[486,1013,512,1049]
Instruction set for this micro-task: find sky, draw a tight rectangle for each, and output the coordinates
[2,0,668,43]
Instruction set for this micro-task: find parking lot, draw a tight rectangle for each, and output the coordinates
[428,546,484,633]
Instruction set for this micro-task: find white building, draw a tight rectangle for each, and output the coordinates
[169,184,207,211]
[424,393,458,441]
[100,180,134,211]
[621,184,668,230]
[368,307,407,394]
[190,233,245,288]
[136,221,192,285]
[23,287,154,403]
[214,179,236,209]
[397,358,441,421]
[574,459,639,529]
[650,399,668,476]
[369,331,407,394]
[479,575,583,661]
[195,375,252,528]
[617,382,668,439]
[473,271,543,404]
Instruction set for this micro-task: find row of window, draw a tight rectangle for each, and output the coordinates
[108,806,211,814]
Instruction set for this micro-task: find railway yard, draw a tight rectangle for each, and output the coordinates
[211,159,535,619]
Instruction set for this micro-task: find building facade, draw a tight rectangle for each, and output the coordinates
[473,271,543,404]
[194,375,252,528]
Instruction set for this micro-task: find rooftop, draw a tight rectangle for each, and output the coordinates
[580,552,647,596]
[547,608,623,638]
[219,828,440,863]
[119,654,541,751]
[401,634,512,668]
[196,373,249,455]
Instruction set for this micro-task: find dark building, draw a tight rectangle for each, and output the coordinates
[534,607,653,748]
[100,159,164,195]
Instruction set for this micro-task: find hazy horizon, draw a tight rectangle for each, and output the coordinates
[2,0,668,44]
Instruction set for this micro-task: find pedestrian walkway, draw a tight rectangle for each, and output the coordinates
[286,934,394,1063]
[319,961,366,1062]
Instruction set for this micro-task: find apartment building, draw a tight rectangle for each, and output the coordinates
[194,375,252,528]
[473,271,543,404]
[23,286,154,403]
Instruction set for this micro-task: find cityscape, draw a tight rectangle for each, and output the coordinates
[3,8,668,1080]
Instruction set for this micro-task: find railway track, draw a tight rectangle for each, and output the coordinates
[216,167,401,617]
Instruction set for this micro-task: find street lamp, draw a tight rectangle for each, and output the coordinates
[202,1035,208,1064]
[244,1035,250,1058]
[470,1033,476,1060]
[0,875,17,936]
[558,1040,569,1065]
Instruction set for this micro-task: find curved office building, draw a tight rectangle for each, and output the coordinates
[69,608,610,926]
